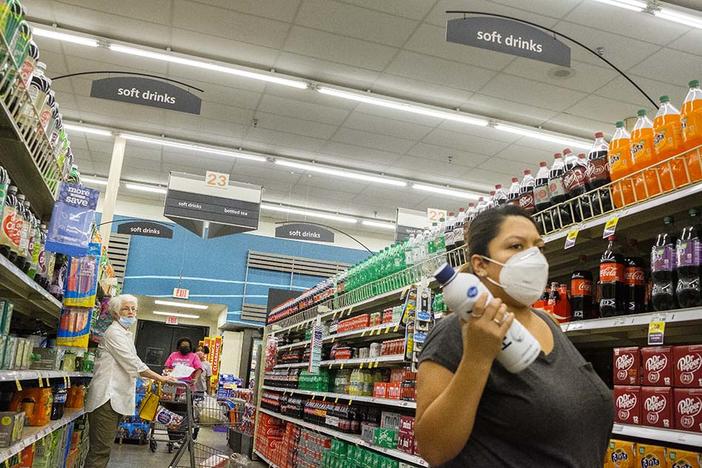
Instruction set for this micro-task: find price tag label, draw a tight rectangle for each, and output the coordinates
[334,397,339,403]
[45,377,50,387]
[393,324,399,332]
[15,380,22,391]
[603,215,620,238]
[564,227,579,249]
[359,362,364,369]
[67,377,71,388]
[340,363,344,370]
[384,326,391,334]
[648,319,666,345]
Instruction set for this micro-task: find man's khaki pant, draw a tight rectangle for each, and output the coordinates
[85,401,120,468]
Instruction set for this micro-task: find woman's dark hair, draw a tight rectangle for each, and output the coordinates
[468,205,538,257]
[196,345,209,354]
[176,337,193,349]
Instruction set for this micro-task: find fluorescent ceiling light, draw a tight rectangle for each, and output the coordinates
[109,44,308,89]
[591,0,645,11]
[152,311,200,319]
[154,300,208,310]
[125,182,167,194]
[121,133,266,162]
[33,27,99,47]
[494,123,591,150]
[655,8,702,29]
[81,176,108,186]
[261,203,358,224]
[63,123,112,137]
[413,183,482,200]
[361,220,396,230]
[317,87,489,127]
[275,160,406,187]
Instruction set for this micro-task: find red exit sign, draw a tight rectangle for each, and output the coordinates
[173,288,189,299]
[165,315,178,325]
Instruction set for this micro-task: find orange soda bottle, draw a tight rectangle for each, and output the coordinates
[630,109,660,201]
[681,79,702,182]
[608,121,635,208]
[654,95,688,191]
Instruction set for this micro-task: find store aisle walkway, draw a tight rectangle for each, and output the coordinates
[108,428,266,467]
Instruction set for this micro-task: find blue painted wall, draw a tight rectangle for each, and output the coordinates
[113,216,371,325]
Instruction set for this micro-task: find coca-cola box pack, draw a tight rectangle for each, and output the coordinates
[613,385,641,425]
[613,347,640,385]
[674,388,702,433]
[640,346,672,387]
[641,386,672,429]
[674,345,702,388]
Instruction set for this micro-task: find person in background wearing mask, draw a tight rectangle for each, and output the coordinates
[195,345,213,394]
[164,337,203,384]
[415,205,613,467]
[85,294,176,468]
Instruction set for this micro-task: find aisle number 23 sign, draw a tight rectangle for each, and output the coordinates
[205,170,229,188]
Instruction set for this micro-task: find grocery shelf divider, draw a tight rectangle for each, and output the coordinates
[0,408,85,463]
[277,340,312,351]
[253,449,280,468]
[320,354,406,368]
[272,362,309,370]
[561,307,702,336]
[323,322,403,343]
[0,370,92,382]
[611,423,702,447]
[0,254,62,321]
[261,386,417,409]
[259,408,428,467]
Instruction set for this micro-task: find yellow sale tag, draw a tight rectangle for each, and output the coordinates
[37,375,43,388]
[648,320,666,345]
[359,362,364,369]
[394,324,399,332]
[322,395,326,401]
[45,377,50,387]
[385,326,390,334]
[15,380,21,391]
[340,363,344,370]
[603,216,620,239]
[334,397,339,403]
[67,377,71,388]
[348,399,353,406]
[361,330,367,337]
[564,228,579,249]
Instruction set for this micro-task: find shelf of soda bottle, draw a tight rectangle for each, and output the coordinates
[0,246,61,318]
[0,4,79,218]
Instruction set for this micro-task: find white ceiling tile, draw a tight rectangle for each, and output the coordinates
[385,51,497,92]
[342,111,434,140]
[425,0,563,28]
[459,167,511,187]
[320,141,404,166]
[351,190,428,211]
[124,145,163,162]
[593,74,687,109]
[255,112,338,140]
[233,164,302,184]
[628,48,702,90]
[545,113,610,139]
[283,26,398,71]
[403,23,514,72]
[331,128,415,154]
[406,143,489,167]
[489,0,582,18]
[192,0,302,22]
[337,0,434,20]
[200,102,255,126]
[244,127,328,153]
[122,156,163,172]
[257,94,350,126]
[290,184,361,201]
[422,128,512,156]
[173,0,291,49]
[565,95,648,126]
[23,0,55,19]
[169,28,280,69]
[296,0,418,47]
[274,52,380,89]
[370,75,475,112]
[54,0,172,25]
[479,74,588,112]
[294,175,366,195]
[563,2,689,46]
[503,58,618,93]
[667,28,702,58]
[389,155,476,180]
[464,93,559,125]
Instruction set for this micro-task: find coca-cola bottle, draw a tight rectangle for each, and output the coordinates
[624,257,646,314]
[557,283,572,323]
[586,131,613,215]
[676,208,701,308]
[534,161,551,213]
[493,184,508,207]
[518,169,536,214]
[507,177,520,206]
[651,216,677,311]
[548,153,568,229]
[600,235,625,317]
[571,268,594,321]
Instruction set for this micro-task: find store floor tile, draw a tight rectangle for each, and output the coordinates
[108,427,265,467]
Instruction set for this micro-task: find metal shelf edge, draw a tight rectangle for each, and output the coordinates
[261,386,417,409]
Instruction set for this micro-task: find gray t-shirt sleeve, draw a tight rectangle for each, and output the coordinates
[418,314,463,372]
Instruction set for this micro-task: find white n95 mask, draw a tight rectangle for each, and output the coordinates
[482,247,549,306]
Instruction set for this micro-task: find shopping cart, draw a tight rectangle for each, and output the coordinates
[146,381,192,454]
[163,383,256,468]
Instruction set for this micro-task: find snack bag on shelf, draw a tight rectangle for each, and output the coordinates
[604,439,636,468]
[56,307,93,349]
[668,449,702,468]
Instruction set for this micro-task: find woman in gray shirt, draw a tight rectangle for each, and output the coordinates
[417,205,613,467]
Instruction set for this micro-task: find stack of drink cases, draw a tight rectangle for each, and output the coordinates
[612,345,702,433]
[604,439,700,468]
[531,209,701,322]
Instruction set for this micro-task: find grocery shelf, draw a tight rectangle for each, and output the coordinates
[611,423,702,447]
[0,370,92,382]
[253,449,280,468]
[320,354,406,368]
[262,386,417,409]
[259,408,428,467]
[272,362,309,370]
[278,340,311,351]
[0,408,85,463]
[324,322,403,343]
[0,254,62,321]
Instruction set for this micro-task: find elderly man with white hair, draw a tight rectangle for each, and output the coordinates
[85,294,176,468]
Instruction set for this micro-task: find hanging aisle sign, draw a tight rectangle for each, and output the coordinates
[395,208,427,242]
[164,172,261,239]
[90,76,202,114]
[446,17,571,67]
